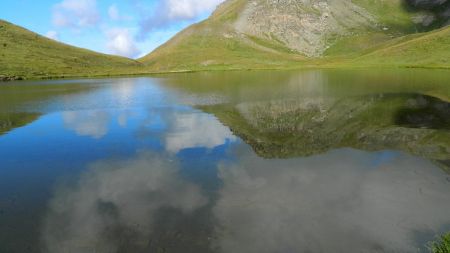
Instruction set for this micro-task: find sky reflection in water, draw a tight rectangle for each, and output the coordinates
[0,70,449,253]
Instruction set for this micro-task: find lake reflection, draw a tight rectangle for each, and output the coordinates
[0,69,449,253]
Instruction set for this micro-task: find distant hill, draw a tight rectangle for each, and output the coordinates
[0,19,142,80]
[139,0,450,71]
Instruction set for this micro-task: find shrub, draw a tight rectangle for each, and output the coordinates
[429,233,450,253]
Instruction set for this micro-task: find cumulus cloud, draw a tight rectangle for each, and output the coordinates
[42,151,208,253]
[106,28,141,58]
[137,0,225,39]
[52,0,100,29]
[213,149,450,253]
[45,30,59,41]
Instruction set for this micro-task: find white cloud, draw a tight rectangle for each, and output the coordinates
[165,0,225,20]
[45,30,59,41]
[137,0,225,39]
[106,28,141,58]
[52,0,100,29]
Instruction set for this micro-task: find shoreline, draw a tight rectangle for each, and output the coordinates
[2,63,450,83]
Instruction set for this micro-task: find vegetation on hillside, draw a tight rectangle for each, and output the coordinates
[139,0,450,72]
[1,0,450,80]
[346,26,450,68]
[0,20,144,80]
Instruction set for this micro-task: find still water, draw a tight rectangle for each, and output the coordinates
[0,69,449,253]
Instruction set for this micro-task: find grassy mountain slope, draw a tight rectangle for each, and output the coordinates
[140,0,450,71]
[2,0,449,79]
[348,26,450,68]
[138,1,305,72]
[0,19,143,80]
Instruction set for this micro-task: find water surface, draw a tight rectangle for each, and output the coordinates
[0,69,449,253]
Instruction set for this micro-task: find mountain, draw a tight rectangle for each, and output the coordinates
[0,20,142,80]
[139,0,450,71]
[1,0,449,80]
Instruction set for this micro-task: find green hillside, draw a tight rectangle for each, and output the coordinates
[139,0,450,71]
[347,26,450,68]
[0,19,143,80]
[138,0,304,71]
[137,23,305,72]
[1,0,450,80]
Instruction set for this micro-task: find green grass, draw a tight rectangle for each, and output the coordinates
[140,23,450,73]
[351,0,417,33]
[138,21,306,72]
[139,0,450,72]
[0,19,145,80]
[429,233,450,253]
[2,0,450,80]
[348,26,450,68]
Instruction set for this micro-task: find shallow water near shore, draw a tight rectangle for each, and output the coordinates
[0,69,449,253]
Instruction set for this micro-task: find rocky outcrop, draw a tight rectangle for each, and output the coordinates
[234,0,378,57]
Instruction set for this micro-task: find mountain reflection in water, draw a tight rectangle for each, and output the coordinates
[0,69,449,253]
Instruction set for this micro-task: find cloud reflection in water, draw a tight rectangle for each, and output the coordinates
[213,149,450,253]
[164,112,237,153]
[41,147,450,253]
[62,110,111,139]
[42,151,208,253]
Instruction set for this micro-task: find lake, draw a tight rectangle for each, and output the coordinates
[0,69,449,253]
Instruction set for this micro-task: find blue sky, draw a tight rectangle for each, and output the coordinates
[1,0,225,58]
